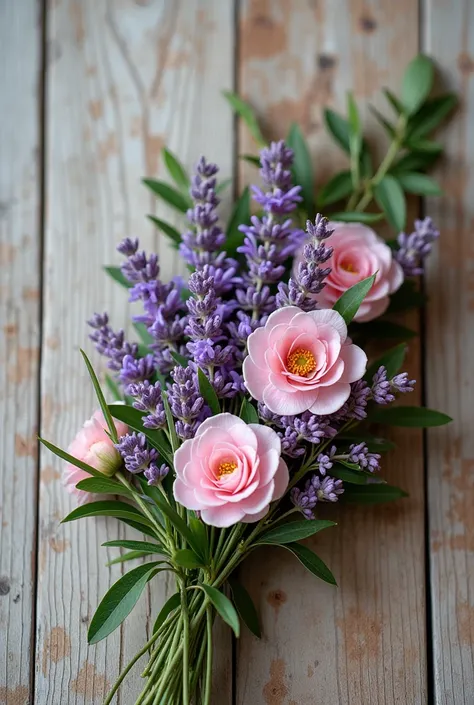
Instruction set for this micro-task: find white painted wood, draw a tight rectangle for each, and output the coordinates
[36,1,234,702]
[424,1,474,702]
[0,2,41,704]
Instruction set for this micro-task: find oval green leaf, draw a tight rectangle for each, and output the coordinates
[142,178,190,213]
[329,211,384,224]
[75,477,133,499]
[103,265,132,289]
[342,483,408,504]
[287,122,315,216]
[228,577,261,638]
[317,171,352,208]
[147,215,182,248]
[323,109,350,154]
[396,172,442,196]
[257,519,335,545]
[368,406,452,427]
[373,175,406,232]
[162,147,190,192]
[364,342,407,382]
[200,584,240,637]
[197,368,221,415]
[153,592,181,633]
[282,543,337,586]
[401,54,434,115]
[333,274,376,325]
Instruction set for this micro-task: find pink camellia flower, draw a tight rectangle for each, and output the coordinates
[63,410,128,505]
[294,222,404,322]
[173,413,289,527]
[243,306,367,416]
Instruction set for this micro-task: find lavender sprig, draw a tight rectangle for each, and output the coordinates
[395,217,440,276]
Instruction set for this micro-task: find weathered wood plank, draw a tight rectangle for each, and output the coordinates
[236,2,426,703]
[0,2,42,704]
[36,1,234,702]
[424,1,474,702]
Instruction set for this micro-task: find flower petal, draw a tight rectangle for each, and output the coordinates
[338,344,367,383]
[263,384,317,415]
[173,478,204,510]
[309,382,351,415]
[200,504,246,528]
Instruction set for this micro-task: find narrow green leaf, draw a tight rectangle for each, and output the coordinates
[364,342,407,382]
[390,151,440,175]
[374,175,406,232]
[369,105,396,137]
[153,592,181,633]
[161,391,179,453]
[170,350,189,367]
[323,109,350,153]
[118,517,161,540]
[106,550,156,567]
[189,516,209,562]
[342,483,408,504]
[352,320,416,342]
[330,463,374,485]
[226,186,250,255]
[286,122,315,216]
[404,138,443,154]
[104,265,132,289]
[173,548,204,569]
[333,274,376,325]
[162,147,190,192]
[197,368,221,415]
[369,406,452,427]
[80,349,119,443]
[109,404,173,467]
[239,397,259,424]
[228,577,261,638]
[338,433,396,453]
[347,92,362,185]
[329,211,384,224]
[142,179,190,213]
[147,215,182,248]
[282,543,337,586]
[200,584,240,637]
[88,562,162,643]
[257,519,336,545]
[401,54,434,115]
[317,171,352,208]
[222,91,265,147]
[396,172,442,196]
[103,539,166,554]
[133,322,154,347]
[387,280,427,314]
[408,93,458,139]
[241,154,261,167]
[75,477,133,499]
[216,177,232,194]
[152,491,204,560]
[382,88,404,115]
[40,437,103,478]
[104,374,123,402]
[61,500,157,531]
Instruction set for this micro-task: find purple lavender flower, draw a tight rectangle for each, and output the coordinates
[312,475,344,502]
[119,354,155,388]
[335,380,371,421]
[144,463,169,486]
[291,473,344,519]
[290,485,318,520]
[395,217,440,276]
[392,372,416,394]
[372,366,415,404]
[117,238,160,285]
[127,380,166,429]
[88,313,138,371]
[167,366,208,439]
[348,442,380,472]
[115,432,158,474]
[317,446,337,475]
[276,214,333,311]
[278,428,306,458]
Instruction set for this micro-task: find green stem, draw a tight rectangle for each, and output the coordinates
[181,580,190,704]
[103,628,162,705]
[203,606,213,705]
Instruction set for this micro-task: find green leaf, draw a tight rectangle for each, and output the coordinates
[106,550,157,567]
[401,54,434,115]
[373,175,406,232]
[387,280,427,314]
[286,122,315,216]
[104,374,123,402]
[408,93,458,139]
[197,368,221,415]
[228,577,261,638]
[200,584,240,637]
[338,432,396,453]
[108,404,173,466]
[216,177,232,194]
[162,391,179,453]
[364,342,407,382]
[151,492,204,560]
[323,109,350,153]
[39,438,103,479]
[173,548,204,569]
[317,171,352,208]
[333,274,376,325]
[153,592,181,633]
[241,154,261,167]
[103,539,166,554]
[347,92,362,184]
[142,179,190,213]
[226,186,250,255]
[330,463,374,485]
[282,543,337,586]
[369,105,396,138]
[396,172,442,196]
[80,349,119,443]
[88,562,162,643]
[170,350,189,367]
[133,322,154,347]
[342,483,408,504]
[382,88,404,115]
[352,320,416,342]
[62,500,157,531]
[104,265,132,289]
[222,91,265,147]
[239,397,259,424]
[329,211,384,224]
[162,147,190,192]
[390,151,440,175]
[404,138,443,154]
[75,477,134,499]
[147,215,182,248]
[189,516,209,563]
[257,519,335,545]
[368,406,452,427]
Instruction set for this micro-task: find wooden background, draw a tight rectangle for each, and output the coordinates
[0,0,473,703]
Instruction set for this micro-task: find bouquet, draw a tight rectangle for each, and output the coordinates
[42,55,454,704]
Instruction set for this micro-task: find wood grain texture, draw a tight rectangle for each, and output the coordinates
[236,2,427,703]
[0,2,41,704]
[424,1,474,702]
[36,1,234,702]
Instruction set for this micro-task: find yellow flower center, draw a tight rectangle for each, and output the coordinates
[217,460,238,478]
[340,260,358,273]
[286,348,317,377]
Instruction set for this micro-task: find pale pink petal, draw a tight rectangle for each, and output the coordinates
[173,478,204,510]
[306,309,347,342]
[195,413,247,439]
[241,506,270,523]
[195,485,228,506]
[216,478,260,503]
[243,356,270,401]
[251,448,280,485]
[309,382,351,415]
[272,458,290,500]
[265,305,301,329]
[314,358,344,387]
[263,384,317,415]
[200,504,246,528]
[354,296,389,322]
[236,480,275,513]
[338,344,367,383]
[247,326,271,368]
[387,259,404,293]
[250,423,282,455]
[173,439,193,478]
